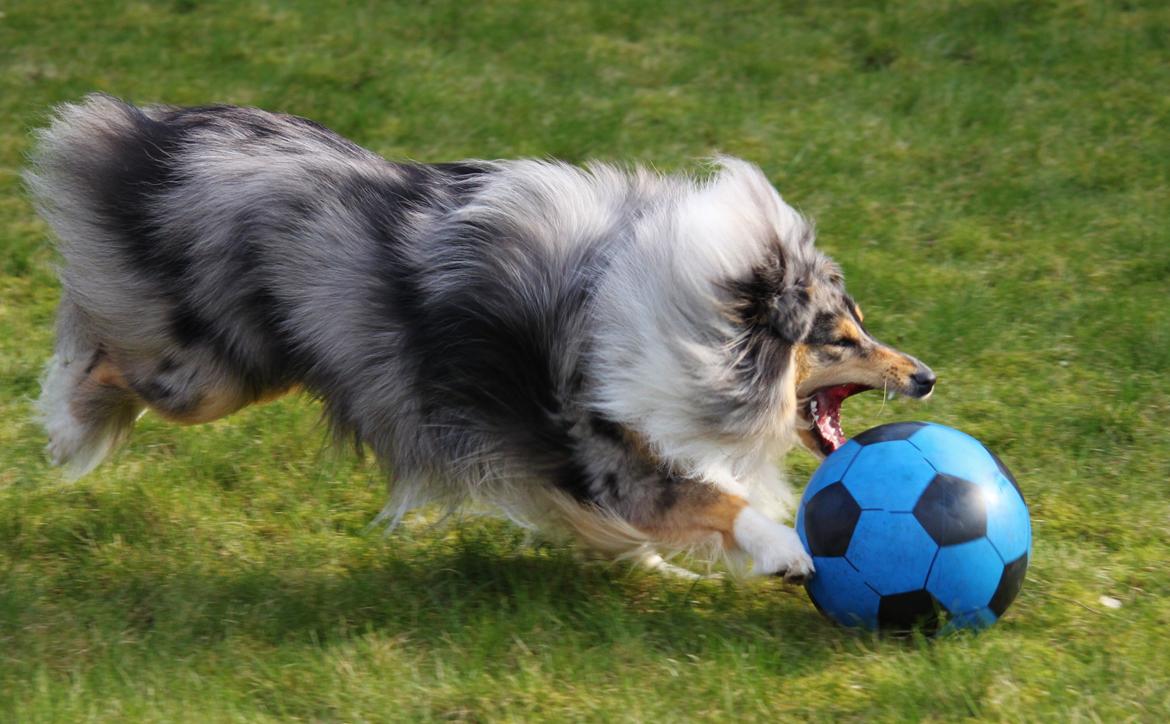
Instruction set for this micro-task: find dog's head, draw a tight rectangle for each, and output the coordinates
[592,158,933,469]
[729,231,934,459]
[790,282,934,457]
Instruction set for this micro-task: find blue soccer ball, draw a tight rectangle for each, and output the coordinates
[795,421,1031,634]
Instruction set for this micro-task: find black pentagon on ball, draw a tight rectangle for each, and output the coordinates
[913,473,988,546]
[877,589,944,635]
[852,421,928,446]
[989,553,1029,617]
[803,482,862,557]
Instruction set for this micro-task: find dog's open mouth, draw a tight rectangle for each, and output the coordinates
[800,383,874,456]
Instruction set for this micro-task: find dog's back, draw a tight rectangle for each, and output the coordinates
[25,94,630,487]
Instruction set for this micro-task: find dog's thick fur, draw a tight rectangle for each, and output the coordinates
[27,94,935,580]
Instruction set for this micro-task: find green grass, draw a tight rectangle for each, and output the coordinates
[2,0,1169,719]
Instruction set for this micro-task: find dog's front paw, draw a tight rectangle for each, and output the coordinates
[732,507,815,583]
[771,550,815,585]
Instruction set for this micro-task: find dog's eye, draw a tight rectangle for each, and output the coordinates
[831,337,859,349]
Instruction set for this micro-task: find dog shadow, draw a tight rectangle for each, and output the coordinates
[43,535,850,665]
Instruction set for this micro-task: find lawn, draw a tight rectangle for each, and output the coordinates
[2,0,1168,720]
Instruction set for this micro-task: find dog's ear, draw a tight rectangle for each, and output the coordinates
[768,283,814,344]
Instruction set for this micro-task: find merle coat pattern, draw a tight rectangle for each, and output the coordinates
[27,94,935,580]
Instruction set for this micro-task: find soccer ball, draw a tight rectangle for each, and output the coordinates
[795,421,1031,634]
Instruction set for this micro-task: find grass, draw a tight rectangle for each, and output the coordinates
[2,0,1169,719]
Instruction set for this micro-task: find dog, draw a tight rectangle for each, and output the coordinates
[26,94,935,581]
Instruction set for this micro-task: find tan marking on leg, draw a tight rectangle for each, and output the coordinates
[257,384,298,404]
[89,356,129,389]
[70,354,136,423]
[154,383,296,425]
[152,386,247,424]
[638,487,749,550]
[85,352,297,426]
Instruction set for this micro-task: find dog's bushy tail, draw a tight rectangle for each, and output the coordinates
[26,95,148,478]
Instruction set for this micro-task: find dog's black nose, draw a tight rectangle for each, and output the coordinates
[910,366,937,397]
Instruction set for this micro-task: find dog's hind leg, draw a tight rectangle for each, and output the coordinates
[39,324,286,477]
[36,295,266,477]
[123,353,276,426]
[37,302,142,479]
[630,550,712,580]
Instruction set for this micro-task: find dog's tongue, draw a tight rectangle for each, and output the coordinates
[813,384,869,452]
[813,391,846,452]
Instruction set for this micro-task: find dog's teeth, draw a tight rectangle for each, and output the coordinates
[810,400,818,416]
[886,390,898,401]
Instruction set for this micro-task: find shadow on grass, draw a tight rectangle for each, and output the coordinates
[4,529,846,674]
